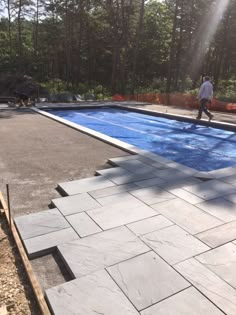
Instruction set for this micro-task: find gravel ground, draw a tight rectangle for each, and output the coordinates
[0,109,128,216]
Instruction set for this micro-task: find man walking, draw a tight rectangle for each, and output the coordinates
[196,76,214,121]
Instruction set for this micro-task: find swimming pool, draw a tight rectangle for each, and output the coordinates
[46,107,236,172]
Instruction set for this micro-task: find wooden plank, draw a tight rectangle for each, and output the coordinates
[0,191,51,315]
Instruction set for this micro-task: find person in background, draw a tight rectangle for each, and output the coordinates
[196,76,214,121]
[15,91,30,108]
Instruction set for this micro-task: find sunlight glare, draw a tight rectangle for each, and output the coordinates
[190,0,230,77]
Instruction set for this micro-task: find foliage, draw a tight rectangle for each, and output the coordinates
[41,78,109,99]
[215,80,236,102]
[41,79,67,94]
[0,0,236,100]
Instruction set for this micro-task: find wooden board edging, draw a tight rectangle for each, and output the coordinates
[0,191,51,315]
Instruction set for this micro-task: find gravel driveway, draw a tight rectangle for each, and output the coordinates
[0,109,129,217]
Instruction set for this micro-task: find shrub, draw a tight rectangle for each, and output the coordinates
[216,80,236,102]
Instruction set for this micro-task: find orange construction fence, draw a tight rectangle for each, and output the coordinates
[119,93,236,113]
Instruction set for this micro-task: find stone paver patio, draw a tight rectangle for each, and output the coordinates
[14,154,236,314]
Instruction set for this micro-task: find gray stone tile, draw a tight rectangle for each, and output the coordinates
[133,177,166,188]
[96,167,158,185]
[158,177,202,191]
[136,156,160,165]
[194,171,215,180]
[154,169,190,181]
[139,159,167,170]
[220,173,236,184]
[175,258,236,315]
[24,228,79,258]
[209,167,236,179]
[127,215,173,236]
[52,193,101,216]
[142,225,209,265]
[224,194,236,204]
[88,183,138,199]
[112,159,158,174]
[14,209,69,240]
[58,226,149,278]
[130,186,175,205]
[108,155,139,164]
[166,162,197,176]
[46,270,139,315]
[196,243,236,289]
[169,188,204,205]
[141,287,224,315]
[96,166,133,179]
[196,198,236,222]
[107,251,189,311]
[96,192,144,207]
[183,179,236,200]
[141,152,171,164]
[66,212,102,237]
[88,201,157,230]
[58,176,116,195]
[196,221,236,248]
[151,199,222,234]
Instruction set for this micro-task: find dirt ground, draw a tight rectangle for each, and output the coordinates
[0,108,129,314]
[0,213,40,315]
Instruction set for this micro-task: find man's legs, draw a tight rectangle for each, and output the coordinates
[196,99,205,119]
[197,99,213,120]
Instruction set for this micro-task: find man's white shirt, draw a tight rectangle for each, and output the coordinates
[198,81,213,100]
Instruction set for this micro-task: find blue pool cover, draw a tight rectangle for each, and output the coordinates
[48,108,236,171]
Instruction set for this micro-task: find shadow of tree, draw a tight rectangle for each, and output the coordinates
[0,109,37,120]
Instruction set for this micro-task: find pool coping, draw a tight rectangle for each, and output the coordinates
[32,104,236,179]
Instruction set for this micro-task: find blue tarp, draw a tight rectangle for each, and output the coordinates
[48,108,236,171]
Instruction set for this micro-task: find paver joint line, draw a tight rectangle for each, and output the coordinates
[11,148,236,315]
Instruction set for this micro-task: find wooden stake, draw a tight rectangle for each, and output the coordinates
[6,184,11,231]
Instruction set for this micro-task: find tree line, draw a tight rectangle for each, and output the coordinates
[0,0,236,98]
